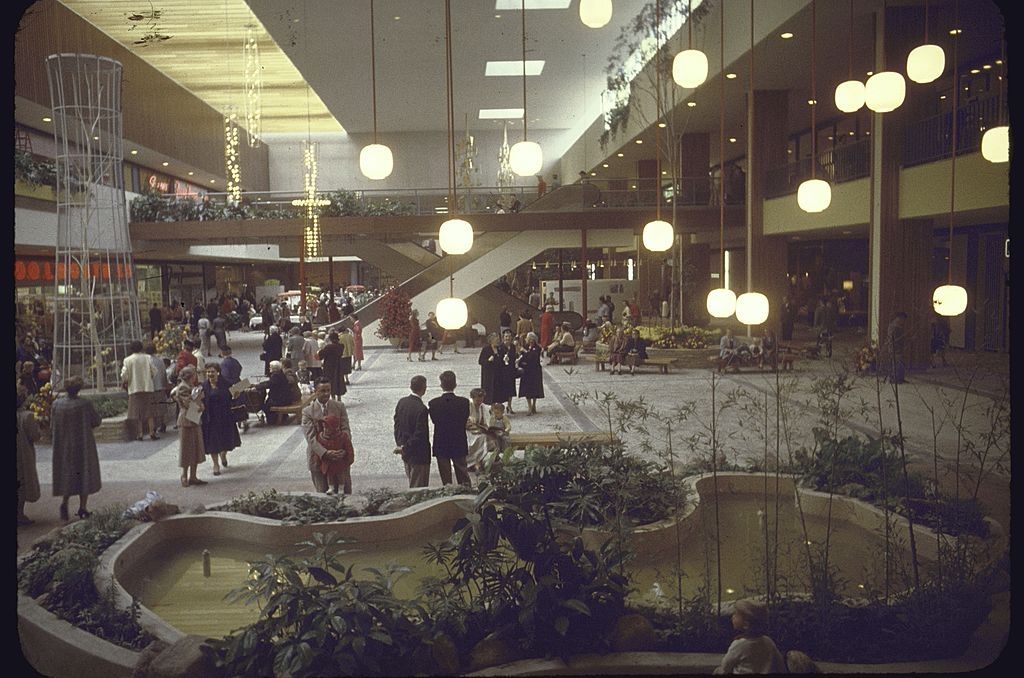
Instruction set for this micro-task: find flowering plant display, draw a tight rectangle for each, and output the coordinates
[154,324,189,357]
[375,286,412,341]
[856,343,877,373]
[26,382,55,425]
[635,324,717,349]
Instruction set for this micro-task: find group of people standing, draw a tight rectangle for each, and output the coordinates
[478,330,544,416]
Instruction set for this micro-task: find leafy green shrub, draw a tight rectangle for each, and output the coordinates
[16,504,153,650]
[483,443,688,529]
[212,489,360,524]
[86,395,129,419]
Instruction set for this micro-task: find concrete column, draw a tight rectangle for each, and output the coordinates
[746,90,789,337]
[870,6,931,367]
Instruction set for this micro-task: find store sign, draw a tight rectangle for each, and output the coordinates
[14,258,133,282]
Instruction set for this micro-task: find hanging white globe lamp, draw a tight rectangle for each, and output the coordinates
[797,178,832,213]
[438,218,474,254]
[673,49,709,89]
[436,297,468,329]
[359,143,393,180]
[906,44,945,84]
[642,220,674,252]
[865,71,906,112]
[834,80,866,113]
[510,140,543,177]
[932,284,967,317]
[706,288,737,318]
[981,126,1009,163]
[735,292,769,325]
[580,0,612,28]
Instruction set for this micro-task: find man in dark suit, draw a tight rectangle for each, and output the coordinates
[393,375,431,488]
[427,370,471,486]
[301,379,351,493]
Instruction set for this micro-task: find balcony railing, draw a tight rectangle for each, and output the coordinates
[903,94,1005,166]
[765,139,871,199]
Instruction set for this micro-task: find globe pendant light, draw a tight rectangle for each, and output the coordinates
[865,71,906,112]
[360,144,393,180]
[643,0,673,252]
[673,0,708,88]
[439,218,473,254]
[360,0,393,180]
[579,0,612,28]
[737,0,769,327]
[933,0,966,318]
[643,220,673,251]
[834,0,865,113]
[437,295,468,330]
[736,292,770,325]
[835,80,866,113]
[707,288,737,318]
[982,45,1008,163]
[981,126,1009,163]
[798,0,831,214]
[511,0,542,177]
[907,44,944,84]
[706,0,733,319]
[906,2,944,84]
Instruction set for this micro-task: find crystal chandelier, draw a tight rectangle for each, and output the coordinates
[243,24,263,148]
[291,140,331,258]
[223,106,241,204]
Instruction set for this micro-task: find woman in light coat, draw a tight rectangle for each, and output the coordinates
[171,366,207,486]
[51,376,102,520]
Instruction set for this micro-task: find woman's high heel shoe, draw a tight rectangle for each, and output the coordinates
[77,508,91,519]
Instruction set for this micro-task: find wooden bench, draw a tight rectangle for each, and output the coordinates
[640,356,677,374]
[269,392,316,424]
[710,354,795,373]
[586,353,609,371]
[507,431,621,450]
[548,345,583,365]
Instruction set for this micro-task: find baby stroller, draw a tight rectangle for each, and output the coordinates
[236,385,267,431]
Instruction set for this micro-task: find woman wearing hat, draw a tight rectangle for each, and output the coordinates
[713,599,785,674]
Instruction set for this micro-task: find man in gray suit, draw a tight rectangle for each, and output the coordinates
[301,379,351,492]
[394,375,431,488]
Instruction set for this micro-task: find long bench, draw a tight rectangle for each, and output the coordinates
[710,354,796,373]
[269,392,316,423]
[507,431,621,450]
[585,354,677,374]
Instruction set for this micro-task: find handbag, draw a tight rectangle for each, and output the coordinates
[259,352,267,362]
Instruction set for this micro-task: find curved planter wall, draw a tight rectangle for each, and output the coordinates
[18,476,1007,676]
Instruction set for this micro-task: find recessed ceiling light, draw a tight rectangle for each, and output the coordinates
[787,149,793,153]
[93,136,99,140]
[210,179,216,183]
[949,28,961,35]
[495,0,571,8]
[940,94,947,99]
[631,184,637,189]
[616,152,624,157]
[602,163,609,167]
[848,131,855,135]
[995,59,1003,65]
[982,64,992,70]
[686,101,696,107]
[635,139,643,144]
[188,171,194,175]
[970,68,980,74]
[661,170,667,174]
[866,71,873,76]
[827,136,833,140]
[657,122,666,128]
[725,73,737,79]
[393,15,400,20]
[42,116,52,122]
[161,161,169,166]
[590,172,597,176]
[495,14,501,18]
[130,149,138,155]
[865,131,870,135]
[807,99,817,105]
[728,137,736,143]
[479,108,525,119]
[486,60,545,76]
[780,32,794,39]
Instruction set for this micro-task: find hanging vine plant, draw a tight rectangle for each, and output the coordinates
[600,0,714,149]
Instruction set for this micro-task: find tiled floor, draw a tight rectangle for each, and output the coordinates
[17,325,1010,554]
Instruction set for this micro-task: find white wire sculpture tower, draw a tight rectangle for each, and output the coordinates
[46,54,143,392]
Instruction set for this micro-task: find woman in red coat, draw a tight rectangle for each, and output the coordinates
[407,310,422,361]
[539,306,555,355]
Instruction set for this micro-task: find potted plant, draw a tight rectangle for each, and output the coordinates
[375,287,412,347]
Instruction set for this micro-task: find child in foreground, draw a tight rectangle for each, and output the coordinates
[315,414,354,495]
[713,599,786,674]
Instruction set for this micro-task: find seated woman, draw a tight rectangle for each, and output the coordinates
[546,322,577,363]
[760,329,778,370]
[607,327,627,375]
[622,328,648,375]
[580,320,600,350]
[261,360,294,425]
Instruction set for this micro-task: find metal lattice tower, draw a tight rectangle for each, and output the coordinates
[46,54,142,392]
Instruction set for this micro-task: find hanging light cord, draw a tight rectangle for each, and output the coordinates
[719,0,725,280]
[687,0,692,48]
[655,0,661,222]
[445,0,456,295]
[847,0,854,80]
[370,0,378,143]
[924,0,929,44]
[948,0,958,284]
[810,0,816,182]
[521,0,529,142]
